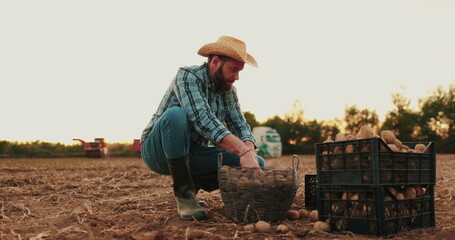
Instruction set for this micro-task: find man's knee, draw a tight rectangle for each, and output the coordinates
[257,155,266,169]
[162,107,188,129]
[165,107,187,119]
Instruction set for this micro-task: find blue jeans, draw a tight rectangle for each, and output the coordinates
[141,107,265,176]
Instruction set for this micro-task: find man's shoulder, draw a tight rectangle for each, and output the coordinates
[179,62,208,75]
[176,63,209,85]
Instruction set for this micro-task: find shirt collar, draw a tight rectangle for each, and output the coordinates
[203,62,217,92]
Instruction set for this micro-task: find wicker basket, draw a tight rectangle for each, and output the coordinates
[217,154,300,222]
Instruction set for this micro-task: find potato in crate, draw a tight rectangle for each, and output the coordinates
[218,154,300,222]
[315,138,436,186]
[317,185,435,236]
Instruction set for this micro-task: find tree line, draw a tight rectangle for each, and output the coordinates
[0,141,138,158]
[0,83,453,158]
[246,83,454,154]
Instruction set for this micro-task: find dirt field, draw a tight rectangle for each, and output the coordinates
[1,155,454,240]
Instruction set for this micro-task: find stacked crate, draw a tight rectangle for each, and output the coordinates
[314,138,436,236]
[304,174,318,210]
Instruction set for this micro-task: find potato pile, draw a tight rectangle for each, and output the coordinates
[285,209,318,221]
[286,209,331,233]
[380,130,429,153]
[321,190,375,231]
[218,165,299,222]
[219,166,298,190]
[321,185,430,233]
[319,126,434,185]
[321,126,429,154]
[243,220,310,236]
[384,186,432,231]
[317,126,434,234]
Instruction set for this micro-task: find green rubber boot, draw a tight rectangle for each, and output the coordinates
[167,155,208,221]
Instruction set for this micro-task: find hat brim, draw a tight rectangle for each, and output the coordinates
[198,43,258,68]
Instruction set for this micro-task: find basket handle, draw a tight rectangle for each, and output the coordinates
[292,154,300,172]
[217,152,223,168]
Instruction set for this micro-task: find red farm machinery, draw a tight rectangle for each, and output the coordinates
[73,138,108,158]
[132,139,142,157]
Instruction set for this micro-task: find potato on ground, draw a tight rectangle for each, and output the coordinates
[298,209,309,219]
[276,224,289,233]
[308,210,318,222]
[244,224,255,232]
[255,221,271,233]
[287,210,300,220]
[314,221,331,232]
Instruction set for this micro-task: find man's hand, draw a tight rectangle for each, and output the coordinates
[240,149,265,177]
[217,134,264,176]
[244,140,256,152]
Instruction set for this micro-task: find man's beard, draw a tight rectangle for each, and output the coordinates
[214,64,233,91]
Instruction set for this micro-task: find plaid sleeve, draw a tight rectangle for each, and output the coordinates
[224,87,255,143]
[173,68,231,142]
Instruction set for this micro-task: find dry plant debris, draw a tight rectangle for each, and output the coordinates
[0,156,454,239]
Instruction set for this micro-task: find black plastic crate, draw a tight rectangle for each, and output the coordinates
[315,138,436,186]
[305,174,317,210]
[317,185,435,236]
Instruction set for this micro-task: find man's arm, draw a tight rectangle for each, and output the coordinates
[223,87,257,150]
[244,140,256,151]
[216,134,261,169]
[174,68,231,143]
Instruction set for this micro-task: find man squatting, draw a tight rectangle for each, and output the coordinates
[140,36,265,220]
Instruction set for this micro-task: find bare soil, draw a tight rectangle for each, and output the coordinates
[1,155,454,240]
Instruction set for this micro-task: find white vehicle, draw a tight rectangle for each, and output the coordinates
[252,126,282,158]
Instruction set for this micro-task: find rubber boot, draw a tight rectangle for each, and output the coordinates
[167,155,209,220]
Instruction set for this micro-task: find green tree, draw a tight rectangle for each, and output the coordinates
[0,141,10,155]
[344,105,379,134]
[381,92,419,141]
[243,111,260,129]
[263,100,341,154]
[416,83,455,152]
[263,115,295,154]
[108,142,134,157]
[318,120,342,142]
[283,100,307,154]
[284,100,305,123]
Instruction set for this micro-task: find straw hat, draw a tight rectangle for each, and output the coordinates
[198,36,258,68]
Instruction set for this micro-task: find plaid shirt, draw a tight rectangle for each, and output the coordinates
[141,62,255,148]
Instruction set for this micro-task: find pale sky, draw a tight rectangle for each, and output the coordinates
[1,0,454,145]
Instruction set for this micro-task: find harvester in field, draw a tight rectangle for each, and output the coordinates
[132,139,142,157]
[73,138,108,158]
